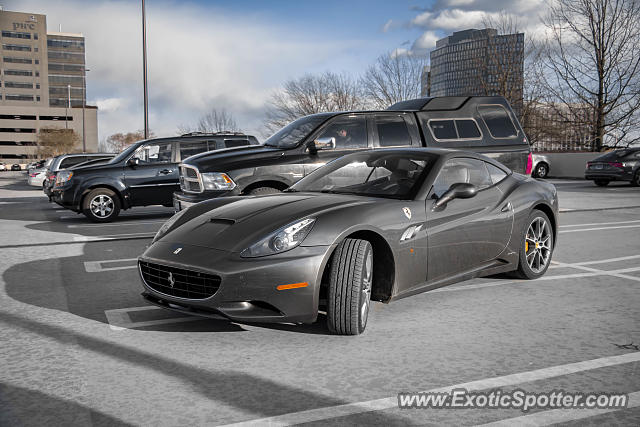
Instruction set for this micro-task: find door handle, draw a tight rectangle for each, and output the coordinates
[159,169,173,175]
[501,202,513,212]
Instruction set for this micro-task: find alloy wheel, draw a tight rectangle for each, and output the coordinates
[360,249,373,329]
[525,217,552,273]
[90,194,114,218]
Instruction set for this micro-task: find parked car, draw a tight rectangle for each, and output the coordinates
[140,148,558,335]
[43,153,116,200]
[51,132,260,222]
[28,169,47,187]
[585,147,640,186]
[11,164,21,171]
[173,96,533,211]
[531,154,551,178]
[0,162,6,171]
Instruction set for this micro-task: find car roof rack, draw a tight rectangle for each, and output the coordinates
[180,131,246,137]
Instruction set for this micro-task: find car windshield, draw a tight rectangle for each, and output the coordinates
[263,114,332,148]
[109,142,143,164]
[291,151,436,199]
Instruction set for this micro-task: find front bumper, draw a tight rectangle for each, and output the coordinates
[51,185,81,211]
[138,241,332,324]
[173,189,240,211]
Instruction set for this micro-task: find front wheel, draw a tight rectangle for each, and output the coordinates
[631,170,640,187]
[327,239,373,335]
[514,210,553,279]
[82,188,121,222]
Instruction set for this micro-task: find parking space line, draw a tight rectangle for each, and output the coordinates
[84,258,138,272]
[67,220,165,228]
[104,306,204,330]
[219,352,640,427]
[478,391,640,427]
[559,224,640,234]
[550,262,640,283]
[559,219,640,228]
[565,254,640,266]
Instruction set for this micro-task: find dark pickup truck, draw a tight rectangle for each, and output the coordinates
[174,96,533,210]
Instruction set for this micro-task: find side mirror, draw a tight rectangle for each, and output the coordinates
[127,157,140,167]
[433,183,477,210]
[311,137,335,153]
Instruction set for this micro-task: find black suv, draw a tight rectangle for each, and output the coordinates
[52,132,259,221]
[585,148,640,186]
[174,96,533,210]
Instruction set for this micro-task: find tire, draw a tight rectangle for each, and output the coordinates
[82,188,121,222]
[247,186,281,196]
[631,170,640,187]
[513,210,553,280]
[327,238,373,335]
[534,163,549,179]
[594,179,610,187]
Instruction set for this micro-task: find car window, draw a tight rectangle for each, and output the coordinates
[315,116,367,149]
[477,105,518,138]
[133,142,173,164]
[432,158,493,198]
[456,119,482,139]
[486,163,508,184]
[375,115,412,147]
[429,120,457,140]
[224,139,250,148]
[180,140,209,159]
[59,156,88,169]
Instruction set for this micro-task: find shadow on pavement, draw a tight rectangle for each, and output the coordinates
[0,311,408,425]
[0,382,133,427]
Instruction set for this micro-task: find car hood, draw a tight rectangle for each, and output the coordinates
[183,145,289,173]
[161,192,375,252]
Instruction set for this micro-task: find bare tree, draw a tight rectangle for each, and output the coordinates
[361,53,427,109]
[37,128,80,157]
[105,130,150,152]
[541,0,640,151]
[264,71,368,134]
[179,108,239,134]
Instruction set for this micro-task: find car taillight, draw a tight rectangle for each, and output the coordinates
[29,173,37,177]
[609,162,623,168]
[526,152,533,175]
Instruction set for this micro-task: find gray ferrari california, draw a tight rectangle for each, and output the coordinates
[138,148,558,335]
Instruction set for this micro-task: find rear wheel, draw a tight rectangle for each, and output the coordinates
[534,163,549,178]
[327,239,373,335]
[82,188,121,222]
[631,170,640,187]
[514,210,553,279]
[247,186,281,196]
[594,179,610,187]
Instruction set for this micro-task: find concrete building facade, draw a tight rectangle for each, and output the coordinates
[429,29,524,117]
[0,8,97,164]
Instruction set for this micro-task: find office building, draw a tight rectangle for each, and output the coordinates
[429,28,524,117]
[420,65,430,97]
[0,8,97,165]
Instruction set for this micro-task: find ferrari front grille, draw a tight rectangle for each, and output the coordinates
[139,261,221,299]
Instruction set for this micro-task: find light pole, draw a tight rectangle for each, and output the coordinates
[82,68,90,153]
[65,84,70,129]
[142,0,149,139]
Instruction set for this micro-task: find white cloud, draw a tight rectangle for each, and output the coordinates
[8,0,368,141]
[411,31,440,53]
[382,19,394,33]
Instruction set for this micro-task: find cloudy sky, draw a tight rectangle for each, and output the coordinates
[6,0,548,142]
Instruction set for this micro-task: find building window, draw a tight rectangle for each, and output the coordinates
[2,57,32,64]
[39,115,73,121]
[47,39,85,49]
[36,83,40,89]
[2,44,31,52]
[4,94,35,102]
[4,82,34,89]
[4,70,33,77]
[1,31,32,39]
[0,127,36,133]
[0,141,37,146]
[0,114,37,120]
[36,96,41,102]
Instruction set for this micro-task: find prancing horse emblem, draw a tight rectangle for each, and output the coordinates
[402,207,412,220]
[167,272,175,288]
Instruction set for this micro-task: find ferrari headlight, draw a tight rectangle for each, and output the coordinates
[153,208,188,243]
[241,218,315,257]
[55,171,73,186]
[201,172,236,191]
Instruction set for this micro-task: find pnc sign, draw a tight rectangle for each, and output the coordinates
[13,22,37,31]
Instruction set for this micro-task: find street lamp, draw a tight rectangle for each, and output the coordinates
[142,0,149,139]
[82,68,90,153]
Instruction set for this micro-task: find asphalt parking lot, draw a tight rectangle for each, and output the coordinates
[1,171,639,426]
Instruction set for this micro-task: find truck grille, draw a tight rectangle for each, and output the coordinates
[139,261,221,299]
[179,164,202,193]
